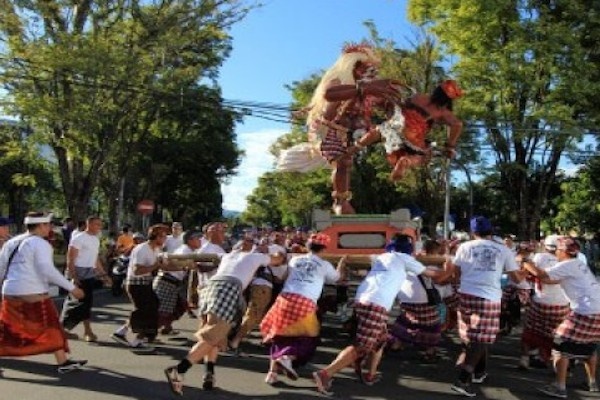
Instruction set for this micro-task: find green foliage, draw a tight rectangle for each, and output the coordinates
[0,0,252,222]
[121,86,241,227]
[242,169,330,227]
[408,0,600,238]
[0,122,60,221]
[551,154,600,235]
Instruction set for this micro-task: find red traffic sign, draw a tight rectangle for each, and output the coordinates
[137,199,155,215]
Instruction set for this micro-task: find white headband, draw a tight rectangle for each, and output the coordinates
[24,213,53,224]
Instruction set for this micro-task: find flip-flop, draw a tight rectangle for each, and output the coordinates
[164,367,184,396]
[275,357,298,380]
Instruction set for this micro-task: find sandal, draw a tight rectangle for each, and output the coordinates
[164,367,184,396]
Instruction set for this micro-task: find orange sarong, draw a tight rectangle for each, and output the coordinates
[0,297,69,357]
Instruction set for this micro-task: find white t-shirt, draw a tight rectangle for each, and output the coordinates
[212,251,271,290]
[268,243,287,255]
[397,272,429,304]
[165,234,184,253]
[0,233,75,295]
[127,242,160,279]
[282,253,339,303]
[69,231,100,268]
[252,263,288,288]
[252,244,288,287]
[70,229,84,242]
[198,241,226,255]
[196,241,226,287]
[546,258,600,315]
[531,251,569,306]
[167,244,194,280]
[355,252,426,311]
[454,239,519,302]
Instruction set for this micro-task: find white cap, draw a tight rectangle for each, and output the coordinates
[544,234,560,249]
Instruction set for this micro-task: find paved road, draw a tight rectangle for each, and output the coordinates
[1,289,598,400]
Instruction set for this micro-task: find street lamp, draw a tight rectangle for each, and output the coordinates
[443,158,474,239]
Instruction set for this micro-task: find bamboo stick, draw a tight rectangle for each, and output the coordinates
[163,252,448,269]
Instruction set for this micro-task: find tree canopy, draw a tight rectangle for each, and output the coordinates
[408,0,600,238]
[0,0,251,224]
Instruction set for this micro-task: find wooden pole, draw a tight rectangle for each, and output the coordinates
[165,252,448,268]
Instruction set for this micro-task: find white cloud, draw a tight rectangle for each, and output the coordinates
[221,127,286,212]
[559,165,581,177]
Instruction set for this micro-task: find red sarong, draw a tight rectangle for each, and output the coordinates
[0,297,69,356]
[260,293,318,342]
[458,293,501,344]
[353,302,389,356]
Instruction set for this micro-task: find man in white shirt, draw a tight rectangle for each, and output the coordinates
[111,224,170,351]
[228,238,288,353]
[154,229,202,335]
[164,222,184,253]
[449,216,524,397]
[187,222,226,311]
[164,248,285,395]
[519,235,569,370]
[61,216,109,342]
[0,211,86,373]
[313,233,451,395]
[524,237,600,398]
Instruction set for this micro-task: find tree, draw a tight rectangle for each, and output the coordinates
[0,0,251,222]
[552,154,600,235]
[98,84,241,232]
[409,0,600,238]
[0,121,60,226]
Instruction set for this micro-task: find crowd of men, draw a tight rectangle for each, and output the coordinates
[0,213,599,399]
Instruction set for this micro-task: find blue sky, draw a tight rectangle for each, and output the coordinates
[219,0,411,211]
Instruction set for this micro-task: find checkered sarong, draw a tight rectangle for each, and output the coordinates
[523,301,570,340]
[521,301,570,360]
[502,286,531,306]
[197,278,243,324]
[260,293,317,342]
[353,302,389,356]
[444,292,460,310]
[555,312,600,344]
[153,275,183,315]
[125,275,153,286]
[320,127,347,162]
[390,303,441,347]
[458,293,501,344]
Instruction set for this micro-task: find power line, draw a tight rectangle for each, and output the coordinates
[2,57,600,134]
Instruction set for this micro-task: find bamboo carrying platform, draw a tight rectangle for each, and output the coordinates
[166,208,445,272]
[165,252,447,270]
